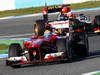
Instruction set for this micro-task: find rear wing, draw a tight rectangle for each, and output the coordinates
[48,4,70,13]
[42,4,70,14]
[42,4,70,22]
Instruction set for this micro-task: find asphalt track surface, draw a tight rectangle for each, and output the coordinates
[0,10,100,37]
[0,35,100,75]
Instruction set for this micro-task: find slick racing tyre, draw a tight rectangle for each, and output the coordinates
[8,43,22,57]
[82,33,89,56]
[56,39,66,52]
[34,19,45,36]
[94,15,100,25]
[7,43,22,68]
[56,38,75,59]
[74,32,89,57]
[56,38,71,62]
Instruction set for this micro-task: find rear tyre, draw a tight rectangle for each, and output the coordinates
[93,15,100,34]
[94,15,100,25]
[66,39,77,59]
[82,34,89,56]
[56,39,71,62]
[73,33,89,57]
[56,39,66,52]
[56,38,74,60]
[34,19,45,36]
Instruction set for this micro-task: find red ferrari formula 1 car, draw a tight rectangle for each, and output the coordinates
[6,5,89,68]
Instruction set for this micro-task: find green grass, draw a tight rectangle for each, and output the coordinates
[93,72,100,75]
[0,7,42,17]
[71,1,100,10]
[0,1,100,17]
[0,40,23,54]
[0,44,8,50]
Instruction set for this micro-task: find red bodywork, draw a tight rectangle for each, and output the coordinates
[9,35,66,65]
[93,27,100,31]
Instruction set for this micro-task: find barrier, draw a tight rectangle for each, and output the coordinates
[0,0,15,11]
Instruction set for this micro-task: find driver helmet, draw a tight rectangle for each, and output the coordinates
[67,12,75,19]
[61,7,71,14]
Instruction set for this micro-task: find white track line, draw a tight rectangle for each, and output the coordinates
[0,33,34,38]
[0,54,8,58]
[82,71,100,75]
